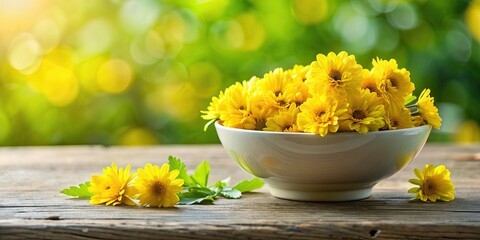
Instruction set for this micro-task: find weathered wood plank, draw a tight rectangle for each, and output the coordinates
[0,144,479,239]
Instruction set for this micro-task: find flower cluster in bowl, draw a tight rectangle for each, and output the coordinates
[202,51,441,136]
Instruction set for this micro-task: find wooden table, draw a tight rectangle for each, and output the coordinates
[0,144,479,239]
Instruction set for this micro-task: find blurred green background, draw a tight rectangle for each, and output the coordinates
[0,0,479,146]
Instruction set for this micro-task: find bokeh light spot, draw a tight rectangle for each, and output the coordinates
[120,0,160,34]
[465,0,480,42]
[31,47,79,107]
[76,19,114,57]
[97,59,133,93]
[32,19,61,52]
[236,13,266,51]
[7,33,43,72]
[291,0,328,25]
[446,28,472,63]
[119,127,158,146]
[387,3,418,30]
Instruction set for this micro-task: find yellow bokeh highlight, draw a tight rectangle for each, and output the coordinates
[455,120,480,143]
[194,0,230,21]
[28,46,79,107]
[78,56,108,93]
[465,0,480,42]
[7,33,43,73]
[96,59,133,93]
[119,127,158,146]
[146,83,199,121]
[291,0,328,25]
[235,13,266,51]
[188,62,221,98]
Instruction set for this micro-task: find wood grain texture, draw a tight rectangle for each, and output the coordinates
[0,144,479,239]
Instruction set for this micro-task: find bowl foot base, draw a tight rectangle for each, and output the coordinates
[269,187,372,202]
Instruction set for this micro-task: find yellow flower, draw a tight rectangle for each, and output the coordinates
[417,88,442,130]
[306,51,363,97]
[361,69,381,97]
[289,64,310,82]
[371,58,415,105]
[408,164,455,202]
[256,68,302,112]
[297,96,348,136]
[89,162,136,206]
[339,90,386,133]
[264,103,300,132]
[411,115,425,127]
[201,91,225,130]
[248,96,274,130]
[133,163,184,207]
[217,81,255,129]
[385,104,414,130]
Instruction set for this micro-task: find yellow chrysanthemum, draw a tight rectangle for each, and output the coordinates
[361,69,381,97]
[201,91,223,121]
[217,81,255,129]
[417,88,442,130]
[411,115,425,127]
[297,96,348,136]
[89,162,136,206]
[256,68,304,112]
[408,164,455,202]
[133,163,184,208]
[247,96,274,130]
[264,103,300,132]
[385,104,414,130]
[339,90,386,133]
[289,64,310,82]
[371,58,415,105]
[306,51,363,97]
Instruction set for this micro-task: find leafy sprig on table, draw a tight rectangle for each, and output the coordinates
[60,156,264,205]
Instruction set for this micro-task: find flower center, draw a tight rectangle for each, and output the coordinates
[151,181,166,195]
[423,179,436,195]
[387,77,398,88]
[352,110,366,120]
[329,69,342,81]
[255,120,266,130]
[274,90,282,97]
[105,186,111,190]
[317,111,326,118]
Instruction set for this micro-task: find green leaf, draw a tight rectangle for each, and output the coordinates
[177,187,217,205]
[220,188,242,199]
[404,95,417,106]
[233,178,265,192]
[60,181,93,199]
[168,156,194,187]
[212,177,230,188]
[190,160,210,188]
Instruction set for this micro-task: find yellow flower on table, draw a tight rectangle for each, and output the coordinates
[371,58,414,106]
[306,51,363,97]
[297,96,348,137]
[339,89,386,133]
[408,164,455,202]
[417,88,442,130]
[88,162,136,206]
[133,163,184,208]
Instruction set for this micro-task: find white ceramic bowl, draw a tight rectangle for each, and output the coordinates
[215,121,431,201]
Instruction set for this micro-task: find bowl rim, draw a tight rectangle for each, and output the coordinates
[214,121,432,137]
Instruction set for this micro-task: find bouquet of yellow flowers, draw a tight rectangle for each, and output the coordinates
[202,51,442,136]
